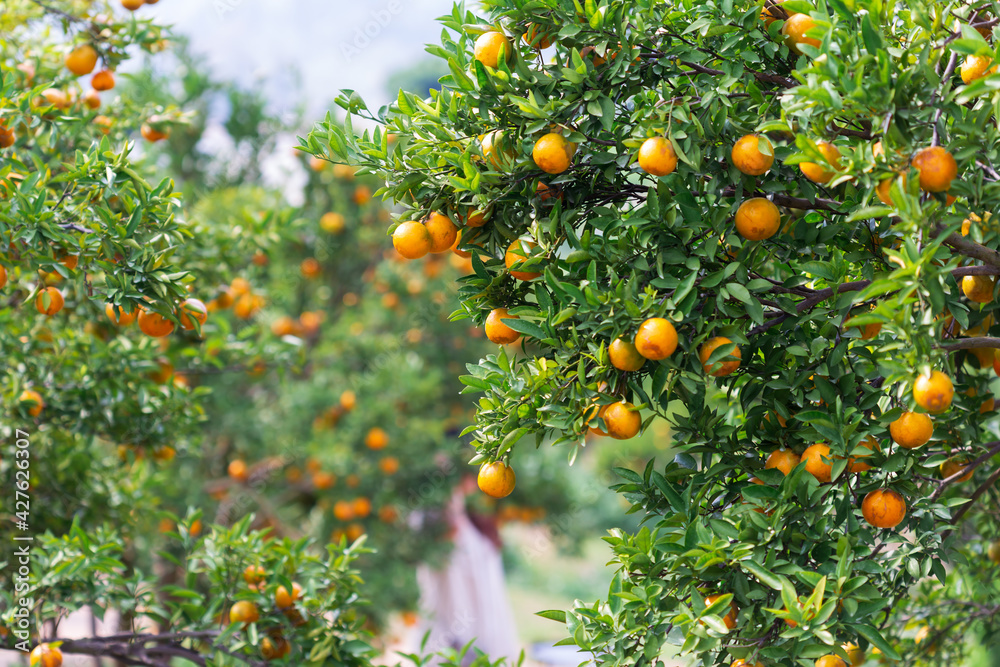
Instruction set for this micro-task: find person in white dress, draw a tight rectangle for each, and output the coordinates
[415,475,521,663]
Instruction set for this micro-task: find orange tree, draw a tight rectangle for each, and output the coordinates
[129,52,611,628]
[0,2,379,665]
[306,0,1000,663]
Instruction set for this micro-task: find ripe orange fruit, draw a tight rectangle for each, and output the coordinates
[940,456,973,482]
[782,13,820,54]
[843,643,865,667]
[320,211,345,233]
[505,239,541,280]
[731,134,774,175]
[961,54,996,84]
[801,443,834,483]
[234,293,263,319]
[261,636,291,660]
[82,88,101,109]
[151,445,176,462]
[861,488,906,528]
[912,370,954,413]
[308,155,326,172]
[425,212,459,253]
[637,137,678,176]
[379,505,399,522]
[104,303,137,326]
[230,277,251,297]
[766,448,800,475]
[228,459,249,482]
[138,308,175,337]
[609,338,646,371]
[312,471,335,489]
[799,141,841,183]
[586,403,609,436]
[19,390,44,417]
[704,594,737,630]
[485,307,521,344]
[35,286,64,315]
[634,317,678,360]
[91,69,115,90]
[478,461,516,498]
[149,361,174,385]
[178,298,208,330]
[474,31,512,69]
[533,133,575,175]
[889,411,932,448]
[346,523,365,541]
[0,265,7,288]
[767,412,788,428]
[121,0,145,9]
[340,390,356,411]
[392,220,433,260]
[275,582,303,609]
[464,209,487,227]
[333,501,355,521]
[299,310,323,334]
[481,130,512,170]
[300,257,321,279]
[912,146,958,192]
[0,125,14,148]
[732,661,764,667]
[365,427,389,450]
[814,656,847,667]
[141,123,169,142]
[699,337,741,376]
[523,24,554,49]
[243,565,266,586]
[29,644,62,667]
[65,44,98,75]
[914,625,938,654]
[379,456,400,475]
[846,436,879,473]
[987,540,1000,564]
[603,401,642,439]
[760,0,796,26]
[847,436,882,472]
[271,316,299,337]
[876,173,906,206]
[40,88,70,110]
[352,497,372,518]
[735,198,781,240]
[229,600,260,625]
[962,275,994,303]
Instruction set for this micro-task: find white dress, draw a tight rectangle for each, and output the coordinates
[415,490,520,662]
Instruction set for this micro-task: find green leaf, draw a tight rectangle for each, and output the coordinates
[535,609,567,622]
[848,623,901,660]
[502,317,547,340]
[742,559,783,590]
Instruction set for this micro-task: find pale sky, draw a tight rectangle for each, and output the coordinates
[143,0,454,114]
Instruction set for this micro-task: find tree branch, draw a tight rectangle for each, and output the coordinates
[937,337,1000,351]
[939,228,1000,269]
[942,465,1000,537]
[929,440,1000,502]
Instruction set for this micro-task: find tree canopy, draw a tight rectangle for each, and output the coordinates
[308,0,1000,663]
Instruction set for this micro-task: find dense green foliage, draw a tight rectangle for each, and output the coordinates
[308,0,1000,664]
[0,3,604,663]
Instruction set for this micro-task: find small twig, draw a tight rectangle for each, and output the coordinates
[929,441,1000,502]
[941,466,1000,537]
